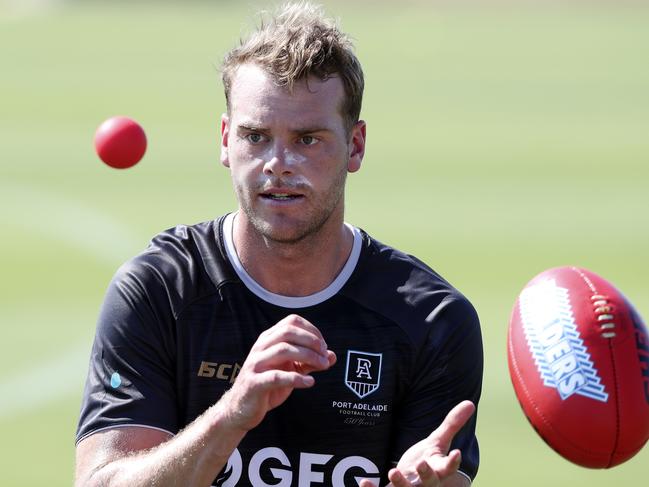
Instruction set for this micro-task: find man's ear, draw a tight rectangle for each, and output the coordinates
[220,114,230,168]
[347,120,366,173]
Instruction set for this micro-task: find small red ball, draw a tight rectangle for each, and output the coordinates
[94,116,147,169]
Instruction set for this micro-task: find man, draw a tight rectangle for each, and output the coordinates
[75,3,483,486]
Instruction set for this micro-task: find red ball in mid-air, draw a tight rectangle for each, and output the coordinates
[508,266,649,468]
[94,116,147,169]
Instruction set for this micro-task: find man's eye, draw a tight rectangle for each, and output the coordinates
[246,133,265,144]
[300,135,318,146]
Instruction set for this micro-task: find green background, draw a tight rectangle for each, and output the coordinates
[1,1,648,485]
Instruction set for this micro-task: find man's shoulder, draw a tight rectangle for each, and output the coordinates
[111,217,234,317]
[345,230,479,339]
[119,218,217,271]
[356,230,458,295]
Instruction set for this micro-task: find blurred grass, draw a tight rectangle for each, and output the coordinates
[1,1,648,485]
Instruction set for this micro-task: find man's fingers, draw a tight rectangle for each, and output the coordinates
[255,369,315,389]
[254,343,332,372]
[415,459,434,483]
[256,315,329,355]
[296,350,337,375]
[257,326,326,354]
[267,314,327,344]
[394,451,460,485]
[386,469,418,487]
[429,400,475,447]
[386,450,462,487]
[250,314,336,375]
[429,449,462,479]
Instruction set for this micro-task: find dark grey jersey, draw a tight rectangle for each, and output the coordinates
[77,214,483,485]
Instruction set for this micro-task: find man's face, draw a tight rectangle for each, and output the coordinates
[221,63,365,244]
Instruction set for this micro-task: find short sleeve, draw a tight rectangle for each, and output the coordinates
[76,258,178,444]
[390,297,483,481]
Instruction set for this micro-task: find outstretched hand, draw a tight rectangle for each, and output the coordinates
[360,400,475,487]
[220,314,337,433]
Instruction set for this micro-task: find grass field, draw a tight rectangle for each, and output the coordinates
[1,1,648,485]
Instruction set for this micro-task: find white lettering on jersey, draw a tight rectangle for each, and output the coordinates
[216,448,380,486]
[217,448,242,487]
[249,447,292,487]
[298,452,333,486]
[332,455,380,486]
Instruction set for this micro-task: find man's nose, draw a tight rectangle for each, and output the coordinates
[263,143,294,176]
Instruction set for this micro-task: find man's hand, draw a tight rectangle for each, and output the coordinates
[360,401,475,487]
[221,314,337,433]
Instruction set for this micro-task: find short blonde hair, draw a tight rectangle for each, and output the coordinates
[221,2,364,132]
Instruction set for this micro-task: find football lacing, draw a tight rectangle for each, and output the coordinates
[591,294,616,338]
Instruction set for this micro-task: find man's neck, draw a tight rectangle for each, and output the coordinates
[232,213,354,297]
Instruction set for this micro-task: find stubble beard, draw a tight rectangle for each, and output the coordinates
[237,169,348,246]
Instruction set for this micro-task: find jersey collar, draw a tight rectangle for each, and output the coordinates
[222,212,362,309]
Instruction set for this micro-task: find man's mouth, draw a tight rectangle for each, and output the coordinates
[260,192,303,201]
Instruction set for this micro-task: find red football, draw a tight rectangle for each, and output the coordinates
[508,266,649,468]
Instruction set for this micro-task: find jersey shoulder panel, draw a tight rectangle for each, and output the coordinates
[118,217,236,319]
[343,231,479,343]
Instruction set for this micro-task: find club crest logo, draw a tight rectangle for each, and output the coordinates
[345,350,382,399]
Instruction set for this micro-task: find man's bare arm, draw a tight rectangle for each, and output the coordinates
[75,395,248,486]
[75,314,336,487]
